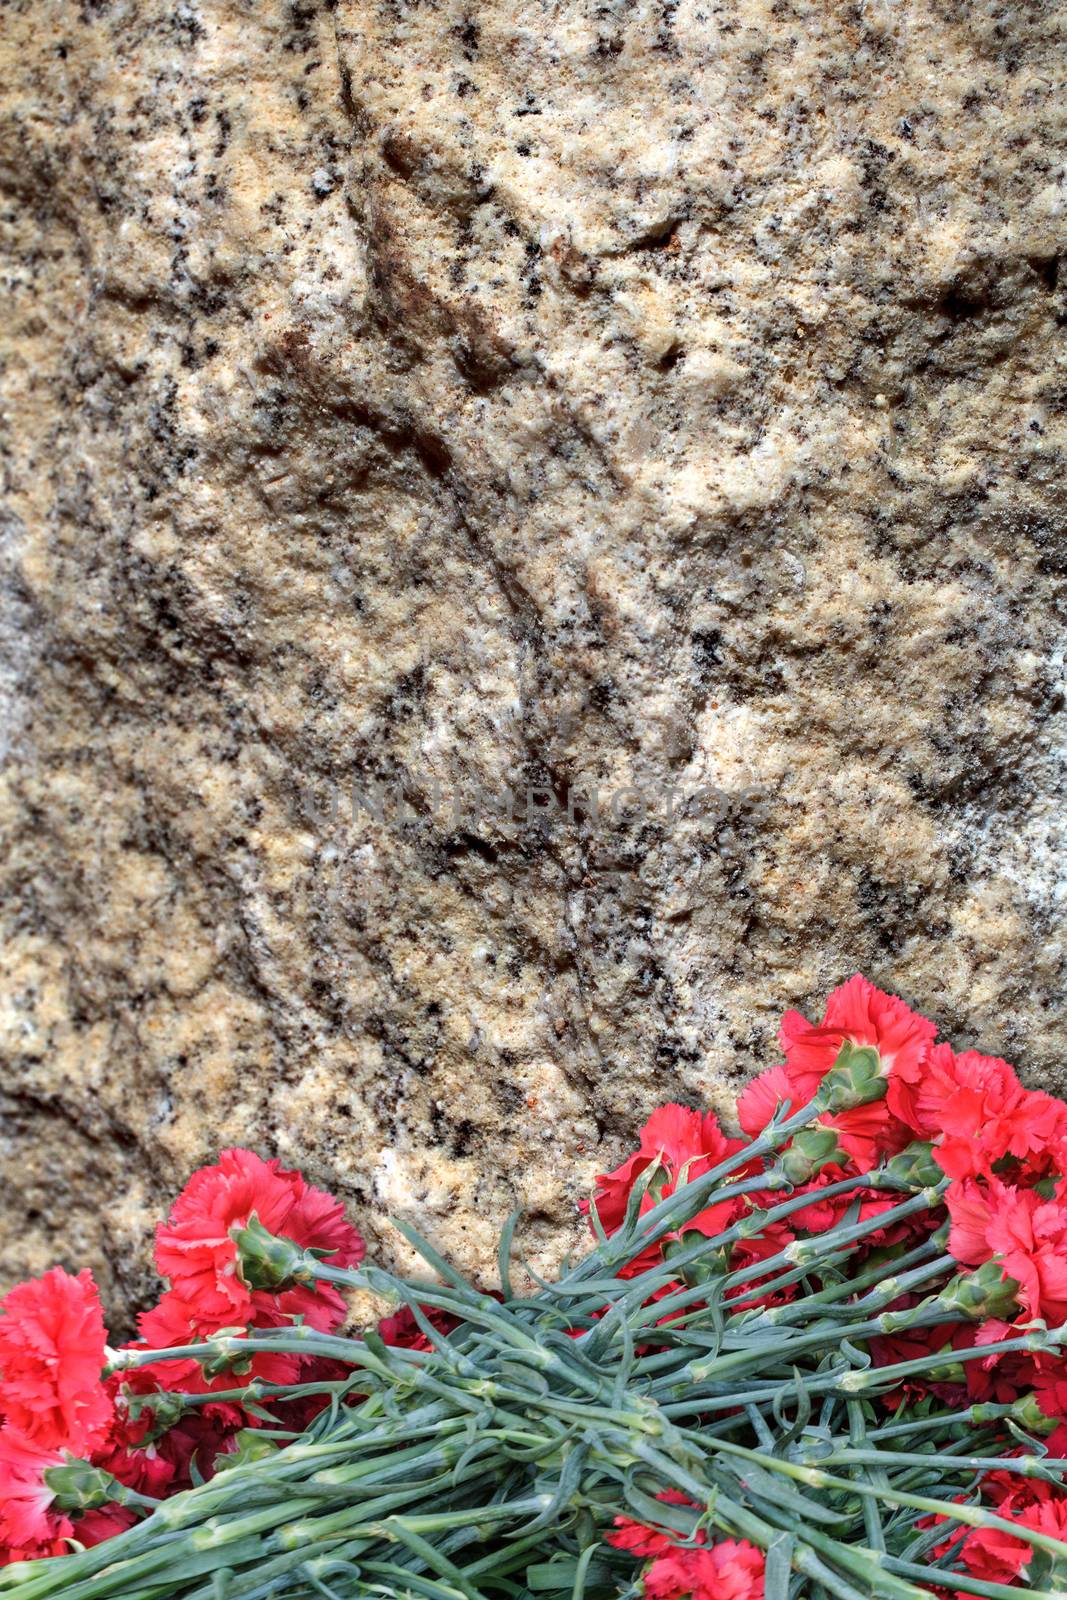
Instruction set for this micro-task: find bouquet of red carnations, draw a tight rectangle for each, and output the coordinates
[2,976,1067,1599]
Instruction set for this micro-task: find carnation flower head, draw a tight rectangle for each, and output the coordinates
[780,974,935,1101]
[947,1175,1067,1325]
[963,1319,1034,1405]
[0,1428,70,1565]
[138,1409,242,1493]
[955,1494,1067,1588]
[945,1176,1009,1270]
[607,1495,763,1598]
[642,1539,766,1600]
[1032,1361,1067,1423]
[0,1268,112,1453]
[587,1105,751,1274]
[69,1504,137,1549]
[0,1425,138,1567]
[739,975,934,1171]
[986,1183,1067,1326]
[912,1044,1067,1180]
[155,1148,363,1330]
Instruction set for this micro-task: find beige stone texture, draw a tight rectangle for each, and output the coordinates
[0,0,1064,1328]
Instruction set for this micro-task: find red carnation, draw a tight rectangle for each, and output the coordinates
[0,1269,112,1454]
[643,1539,766,1600]
[137,1410,243,1494]
[99,1357,250,1498]
[954,1494,1067,1589]
[739,975,934,1171]
[964,1319,1033,1405]
[735,1062,792,1142]
[914,1044,1067,1180]
[0,1425,132,1567]
[0,1428,71,1564]
[68,1504,137,1548]
[1032,1360,1067,1422]
[780,975,935,1100]
[947,1176,1067,1324]
[587,1105,752,1274]
[609,1500,763,1600]
[155,1148,363,1332]
[986,1183,1067,1326]
[945,1177,1007,1269]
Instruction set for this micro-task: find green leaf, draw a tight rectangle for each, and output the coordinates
[526,1560,614,1593]
[498,1208,523,1301]
[764,1532,796,1600]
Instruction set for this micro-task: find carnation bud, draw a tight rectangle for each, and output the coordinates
[937,1261,1021,1321]
[925,1354,967,1384]
[1019,1547,1067,1590]
[213,1429,281,1474]
[667,1233,729,1284]
[122,1385,189,1436]
[815,1042,886,1113]
[202,1328,256,1379]
[780,1126,842,1184]
[1009,1393,1058,1434]
[231,1213,314,1292]
[43,1458,120,1512]
[882,1141,943,1190]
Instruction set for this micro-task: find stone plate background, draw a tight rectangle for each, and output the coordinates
[0,0,1064,1332]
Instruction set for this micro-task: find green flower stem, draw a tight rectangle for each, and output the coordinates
[352,1559,475,1600]
[747,1238,950,1328]
[801,1528,1067,1600]
[883,1554,1067,1600]
[872,1433,1003,1497]
[0,1411,487,1599]
[730,1245,954,1334]
[458,1528,568,1581]
[615,1195,945,1369]
[794,1530,931,1600]
[150,1378,361,1410]
[660,1323,1066,1416]
[832,1324,1066,1392]
[272,1495,553,1551]
[624,1240,943,1381]
[867,1404,1022,1441]
[847,1399,887,1554]
[108,1330,429,1380]
[650,1302,962,1398]
[576,1201,947,1376]
[824,1447,1067,1478]
[310,1265,615,1404]
[181,1536,369,1600]
[13,1457,517,1600]
[560,1170,931,1334]
[716,1186,944,1298]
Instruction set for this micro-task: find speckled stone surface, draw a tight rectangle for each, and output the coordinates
[1,0,1064,1328]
